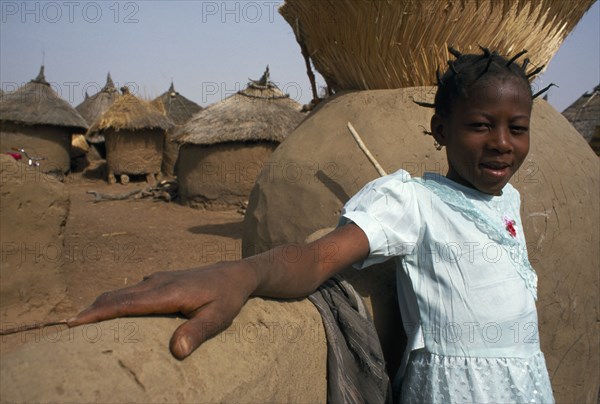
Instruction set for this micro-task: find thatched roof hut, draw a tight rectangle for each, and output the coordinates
[0,66,88,173]
[152,82,202,176]
[279,0,596,91]
[562,85,600,151]
[88,87,174,184]
[153,82,202,125]
[176,67,305,208]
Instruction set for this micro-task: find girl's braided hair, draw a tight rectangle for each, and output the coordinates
[415,46,556,117]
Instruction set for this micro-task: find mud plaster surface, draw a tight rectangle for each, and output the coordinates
[0,162,327,402]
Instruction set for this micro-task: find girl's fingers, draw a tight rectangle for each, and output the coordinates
[169,306,231,359]
[67,273,185,327]
[67,279,178,326]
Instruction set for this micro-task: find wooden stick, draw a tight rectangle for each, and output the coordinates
[294,18,320,104]
[0,320,68,336]
[87,189,143,202]
[346,122,387,177]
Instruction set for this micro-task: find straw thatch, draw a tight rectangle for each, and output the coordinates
[562,84,600,144]
[178,67,304,145]
[0,66,88,132]
[88,89,174,135]
[76,73,120,125]
[152,82,202,125]
[279,0,595,91]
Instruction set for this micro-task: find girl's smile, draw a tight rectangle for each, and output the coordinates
[431,77,532,196]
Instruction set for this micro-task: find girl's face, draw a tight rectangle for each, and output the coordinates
[431,77,532,196]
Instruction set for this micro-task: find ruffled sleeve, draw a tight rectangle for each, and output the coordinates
[339,169,422,269]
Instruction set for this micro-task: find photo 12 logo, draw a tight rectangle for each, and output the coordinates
[1,241,142,265]
[1,80,139,105]
[1,1,140,24]
[1,320,141,344]
[200,1,279,24]
[200,81,303,104]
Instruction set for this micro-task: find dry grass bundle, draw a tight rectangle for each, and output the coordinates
[88,92,173,136]
[279,0,595,91]
[178,70,304,146]
[0,66,88,132]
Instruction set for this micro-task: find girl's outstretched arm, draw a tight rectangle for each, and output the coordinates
[67,223,369,359]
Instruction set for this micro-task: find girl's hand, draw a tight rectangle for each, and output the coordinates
[67,262,258,359]
[66,224,370,360]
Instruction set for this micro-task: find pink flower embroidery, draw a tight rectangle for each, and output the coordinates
[503,216,517,238]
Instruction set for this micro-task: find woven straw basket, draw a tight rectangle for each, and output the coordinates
[280,0,595,91]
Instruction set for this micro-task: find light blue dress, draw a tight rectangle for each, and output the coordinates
[340,169,554,403]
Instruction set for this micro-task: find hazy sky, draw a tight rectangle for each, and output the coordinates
[1,0,598,112]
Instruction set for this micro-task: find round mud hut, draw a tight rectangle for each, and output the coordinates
[152,82,202,176]
[562,84,600,155]
[242,1,599,402]
[75,73,120,158]
[87,87,174,185]
[0,66,88,174]
[176,67,305,209]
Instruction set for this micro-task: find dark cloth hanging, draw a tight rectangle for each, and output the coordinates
[308,276,392,404]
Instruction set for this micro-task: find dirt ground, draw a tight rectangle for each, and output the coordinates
[60,171,245,315]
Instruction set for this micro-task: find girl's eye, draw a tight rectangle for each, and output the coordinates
[470,123,491,131]
[510,126,529,135]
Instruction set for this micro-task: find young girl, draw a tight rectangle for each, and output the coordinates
[69,48,555,403]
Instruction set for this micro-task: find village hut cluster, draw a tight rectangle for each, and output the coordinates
[1,50,596,207]
[0,65,305,206]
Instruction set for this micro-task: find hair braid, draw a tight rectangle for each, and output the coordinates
[429,46,554,117]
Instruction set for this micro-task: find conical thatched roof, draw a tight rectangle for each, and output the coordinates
[0,66,88,132]
[178,67,304,145]
[152,82,202,125]
[562,84,600,143]
[76,73,120,125]
[88,87,174,135]
[279,0,595,91]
